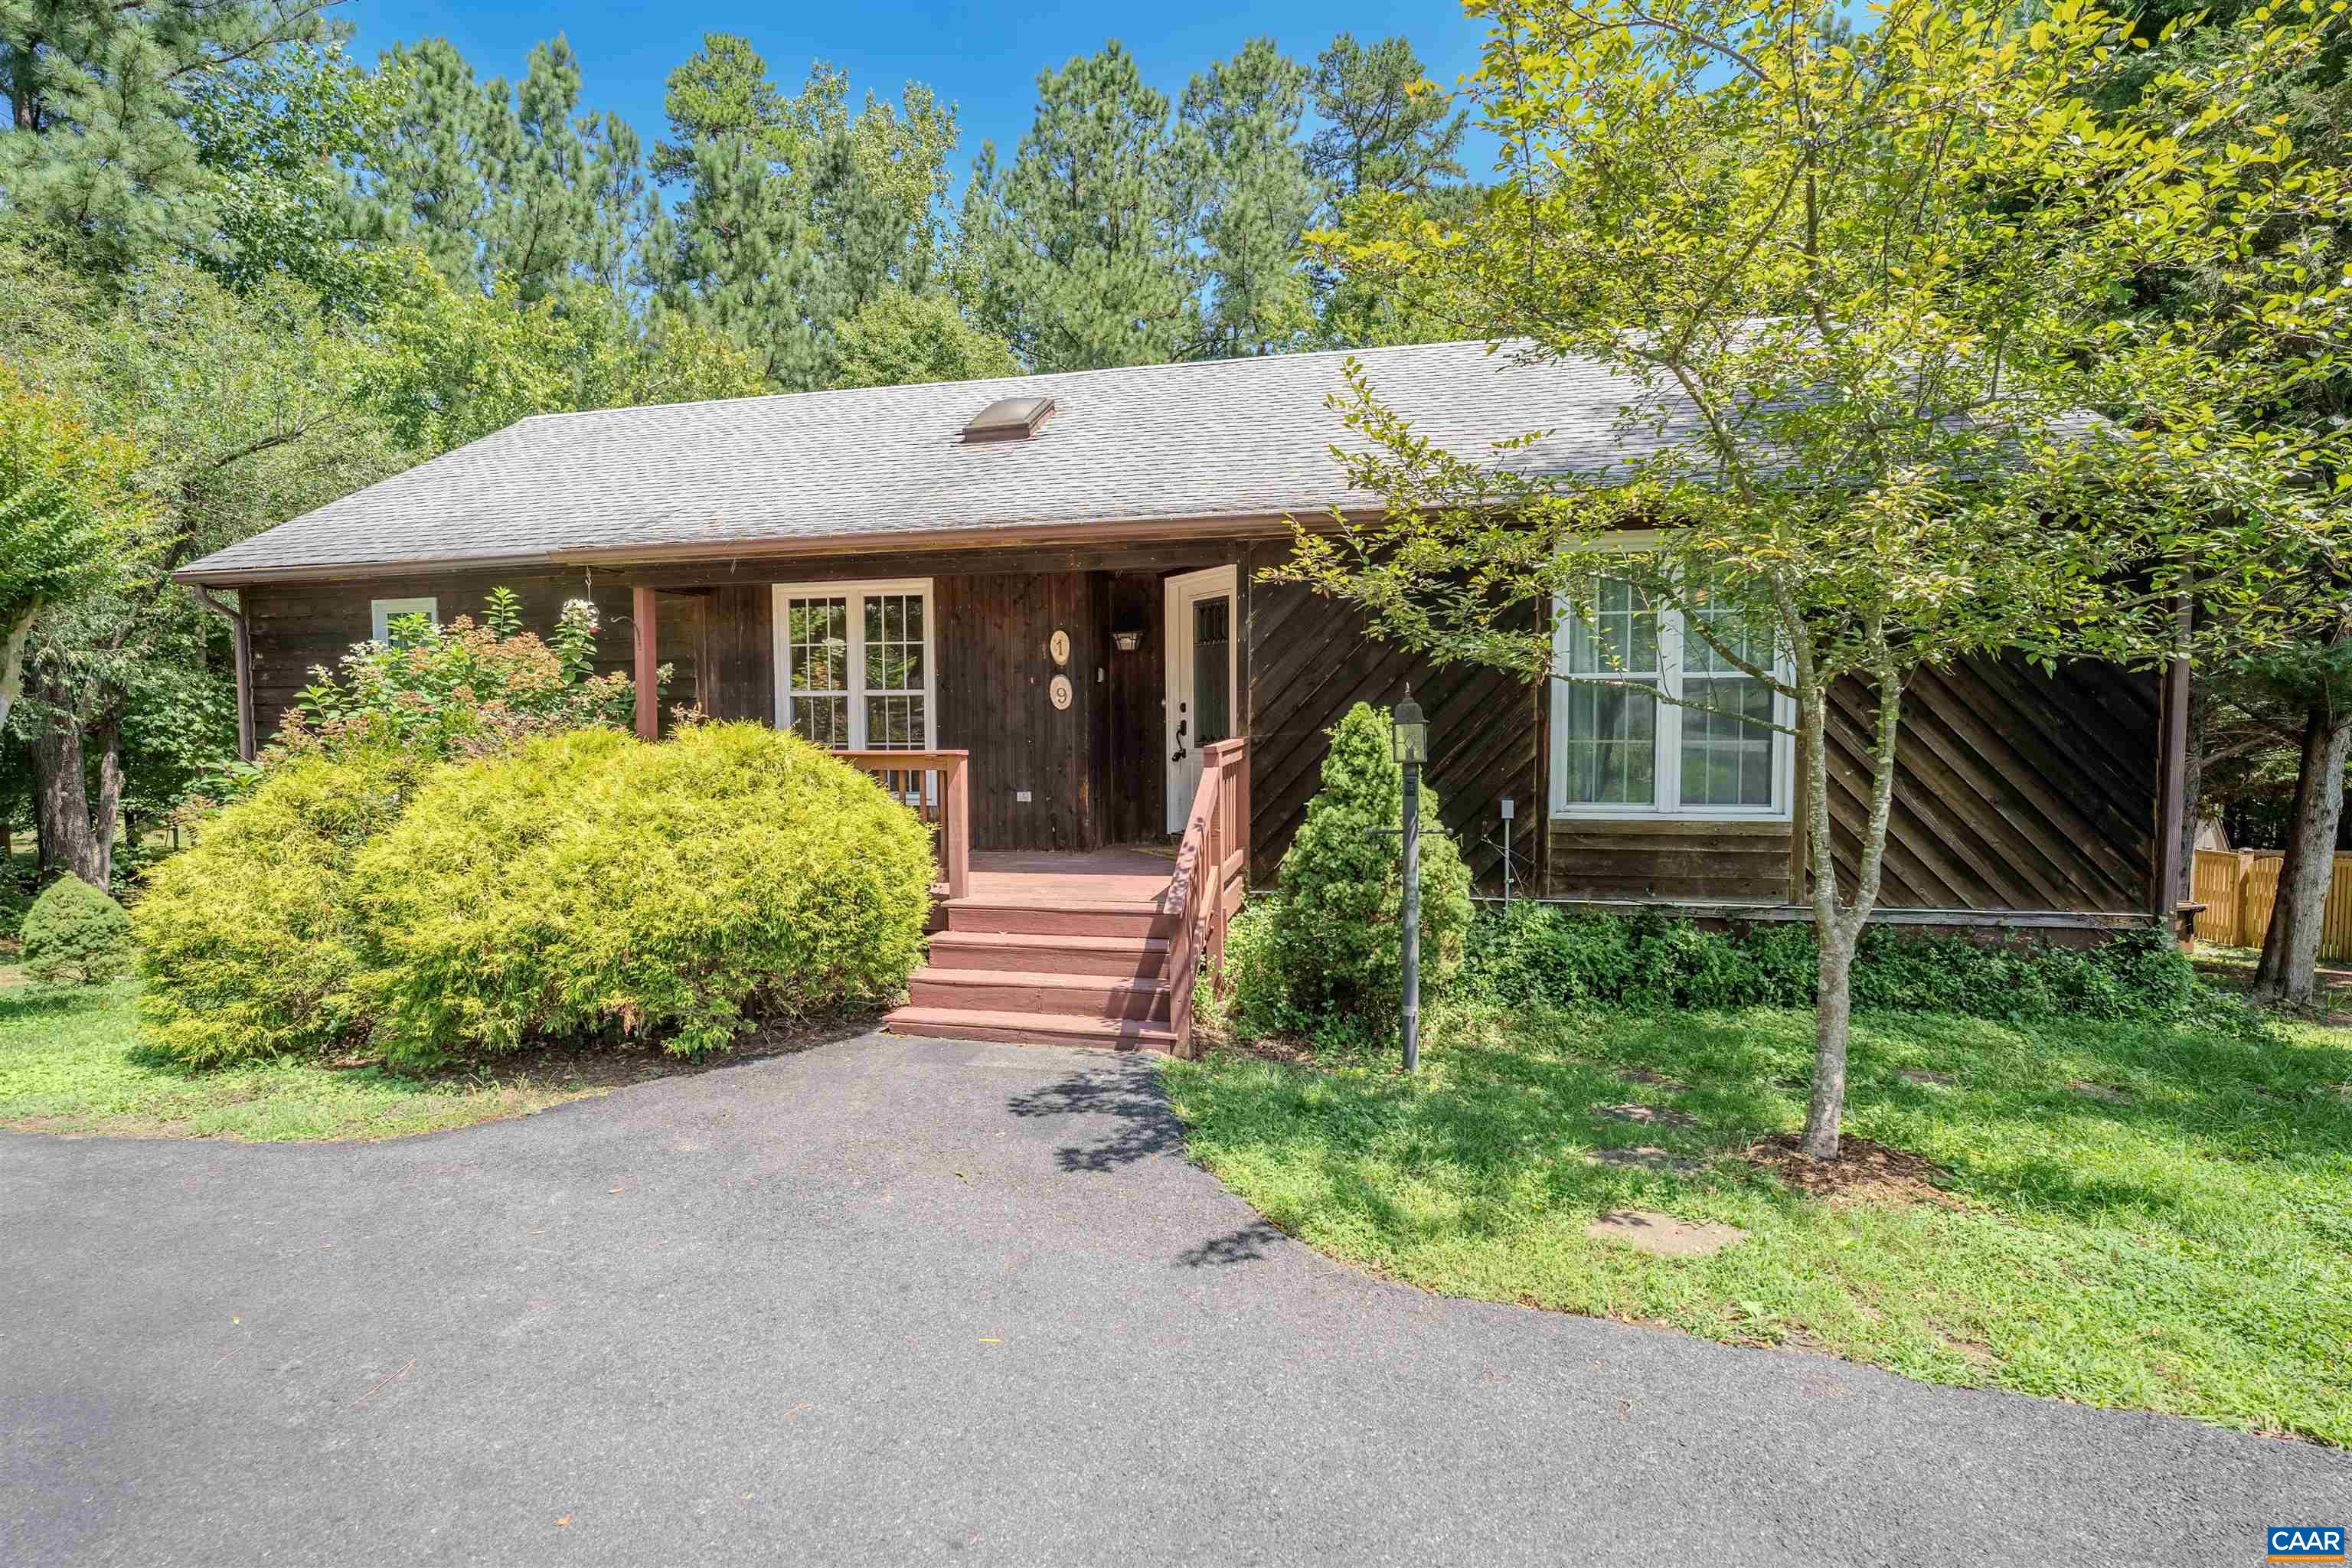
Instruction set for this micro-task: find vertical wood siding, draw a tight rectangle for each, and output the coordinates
[933,570,1106,853]
[240,552,2157,917]
[1102,571,1169,844]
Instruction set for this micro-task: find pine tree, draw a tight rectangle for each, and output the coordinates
[1,0,338,272]
[645,126,821,388]
[1301,34,1476,348]
[356,35,653,302]
[645,35,958,390]
[1303,34,1467,207]
[959,42,1200,373]
[1179,38,1316,360]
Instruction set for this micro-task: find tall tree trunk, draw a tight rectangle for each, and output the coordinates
[21,660,122,890]
[2250,698,2351,1005]
[29,707,104,889]
[90,707,125,886]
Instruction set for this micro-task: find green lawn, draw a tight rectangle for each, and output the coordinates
[0,979,622,1142]
[1164,1004,2352,1445]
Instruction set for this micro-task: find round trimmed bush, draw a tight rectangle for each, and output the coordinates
[21,874,135,985]
[134,744,433,1064]
[353,722,933,1067]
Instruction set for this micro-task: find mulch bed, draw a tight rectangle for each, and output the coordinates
[1746,1132,1967,1210]
[315,1012,881,1089]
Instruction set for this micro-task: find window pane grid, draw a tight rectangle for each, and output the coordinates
[1679,675,1774,807]
[1556,572,1784,816]
[783,586,931,752]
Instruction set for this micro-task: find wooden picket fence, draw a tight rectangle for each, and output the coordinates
[2190,849,2352,959]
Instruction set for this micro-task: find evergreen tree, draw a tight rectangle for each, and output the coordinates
[1301,33,1475,347]
[1303,34,1467,207]
[1179,38,1317,360]
[959,42,1200,373]
[356,35,653,302]
[0,0,339,273]
[645,36,958,390]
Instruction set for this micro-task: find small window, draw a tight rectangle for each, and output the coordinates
[370,596,438,643]
[961,395,1054,443]
[1550,570,1793,820]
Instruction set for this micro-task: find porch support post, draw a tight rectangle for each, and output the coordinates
[632,584,659,741]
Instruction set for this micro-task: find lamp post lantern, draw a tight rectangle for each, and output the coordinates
[1392,690,1429,1074]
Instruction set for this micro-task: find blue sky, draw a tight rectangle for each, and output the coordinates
[337,0,1501,194]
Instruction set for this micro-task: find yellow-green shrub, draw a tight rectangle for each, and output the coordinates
[353,722,933,1067]
[133,746,433,1064]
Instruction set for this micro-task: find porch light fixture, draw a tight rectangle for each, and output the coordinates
[1112,626,1145,653]
[961,394,1056,443]
[1391,691,1429,766]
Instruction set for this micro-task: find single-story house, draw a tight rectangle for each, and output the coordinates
[176,339,2190,1054]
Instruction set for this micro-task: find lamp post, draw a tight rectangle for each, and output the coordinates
[1392,690,1429,1074]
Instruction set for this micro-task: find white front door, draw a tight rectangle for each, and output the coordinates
[1165,565,1239,833]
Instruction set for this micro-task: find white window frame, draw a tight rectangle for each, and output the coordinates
[369,596,438,642]
[769,578,937,751]
[1548,537,1795,822]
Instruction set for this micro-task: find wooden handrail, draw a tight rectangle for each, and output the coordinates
[1166,737,1250,1056]
[840,749,971,901]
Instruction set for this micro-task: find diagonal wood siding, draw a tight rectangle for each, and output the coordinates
[1816,657,2156,913]
[1240,542,1543,887]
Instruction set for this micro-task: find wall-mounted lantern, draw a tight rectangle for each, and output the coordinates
[1112,626,1146,654]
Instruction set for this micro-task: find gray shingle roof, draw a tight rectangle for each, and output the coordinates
[179,339,1677,582]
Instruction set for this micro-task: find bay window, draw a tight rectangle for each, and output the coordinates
[1550,570,1793,819]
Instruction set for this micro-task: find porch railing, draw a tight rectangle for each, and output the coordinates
[1165,737,1250,1055]
[842,750,970,902]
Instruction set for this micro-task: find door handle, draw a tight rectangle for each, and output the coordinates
[1171,714,1188,763]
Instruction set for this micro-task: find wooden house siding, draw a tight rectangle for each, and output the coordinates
[1239,542,1543,887]
[239,543,2159,922]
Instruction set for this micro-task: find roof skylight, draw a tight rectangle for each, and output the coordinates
[962,394,1056,443]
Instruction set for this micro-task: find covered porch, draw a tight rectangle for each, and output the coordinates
[612,540,1251,860]
[619,546,1256,1050]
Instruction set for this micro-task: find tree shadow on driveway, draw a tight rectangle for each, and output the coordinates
[1004,1063,1185,1174]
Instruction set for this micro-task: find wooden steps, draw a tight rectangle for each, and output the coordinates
[885,891,1187,1053]
[882,1006,1181,1053]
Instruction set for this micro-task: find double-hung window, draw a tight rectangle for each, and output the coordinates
[1550,568,1793,819]
[772,580,935,750]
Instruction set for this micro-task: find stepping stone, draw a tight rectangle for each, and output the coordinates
[1621,1068,1690,1093]
[2069,1080,2132,1104]
[1586,1145,1699,1173]
[1900,1070,1957,1089]
[1584,1209,1746,1259]
[1596,1102,1699,1129]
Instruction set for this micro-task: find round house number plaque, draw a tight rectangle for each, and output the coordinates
[1049,629,1072,665]
[1049,674,1074,710]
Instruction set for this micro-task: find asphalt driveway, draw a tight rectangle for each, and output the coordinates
[3,1031,2341,1566]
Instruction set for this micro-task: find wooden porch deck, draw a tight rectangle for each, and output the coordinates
[961,848,1178,906]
